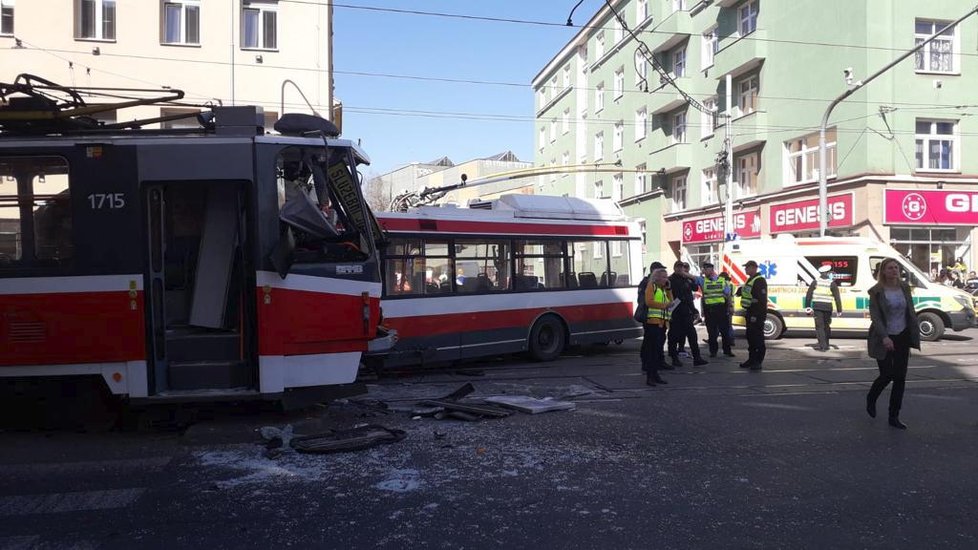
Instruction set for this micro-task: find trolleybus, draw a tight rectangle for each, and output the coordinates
[367,194,644,368]
[0,75,385,406]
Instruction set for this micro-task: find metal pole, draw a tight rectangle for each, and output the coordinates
[818,6,978,236]
[725,73,734,241]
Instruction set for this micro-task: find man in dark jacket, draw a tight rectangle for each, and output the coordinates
[739,260,767,371]
[805,264,843,351]
[667,261,708,367]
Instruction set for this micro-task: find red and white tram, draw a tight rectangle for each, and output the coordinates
[369,194,643,368]
[0,76,385,405]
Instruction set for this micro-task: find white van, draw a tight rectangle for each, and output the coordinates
[721,235,976,341]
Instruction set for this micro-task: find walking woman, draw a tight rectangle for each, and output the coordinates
[866,258,920,429]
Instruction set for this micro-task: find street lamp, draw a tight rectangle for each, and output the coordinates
[818,5,978,236]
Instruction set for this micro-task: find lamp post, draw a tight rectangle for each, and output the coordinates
[818,6,978,236]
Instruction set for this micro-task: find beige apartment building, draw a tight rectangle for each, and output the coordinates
[1,0,335,127]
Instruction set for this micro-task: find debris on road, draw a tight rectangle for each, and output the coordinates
[482,396,577,414]
[258,423,406,456]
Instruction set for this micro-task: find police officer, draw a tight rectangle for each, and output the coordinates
[701,262,734,358]
[805,264,843,351]
[739,260,767,371]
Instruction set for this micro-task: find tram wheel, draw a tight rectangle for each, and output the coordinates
[528,315,566,362]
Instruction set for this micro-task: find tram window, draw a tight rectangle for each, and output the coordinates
[568,240,610,287]
[386,257,421,295]
[0,156,72,267]
[423,240,452,294]
[456,239,510,293]
[515,239,566,290]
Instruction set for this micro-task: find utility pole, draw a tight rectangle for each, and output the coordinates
[724,73,734,243]
[818,5,978,236]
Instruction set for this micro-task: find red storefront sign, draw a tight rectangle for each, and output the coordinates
[769,193,854,233]
[884,189,978,225]
[681,210,760,243]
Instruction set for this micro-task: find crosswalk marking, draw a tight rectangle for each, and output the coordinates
[0,488,145,517]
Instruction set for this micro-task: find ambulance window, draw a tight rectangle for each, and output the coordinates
[870,257,925,287]
[806,256,857,287]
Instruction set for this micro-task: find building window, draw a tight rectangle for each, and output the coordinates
[243,1,277,50]
[702,26,718,70]
[915,119,957,171]
[562,151,570,168]
[637,0,649,23]
[549,76,558,100]
[613,173,624,202]
[537,88,546,109]
[635,108,648,141]
[594,180,605,199]
[735,152,759,198]
[595,83,605,113]
[701,97,717,138]
[672,47,686,78]
[562,64,571,88]
[614,68,624,99]
[562,108,570,135]
[76,0,116,40]
[785,128,837,185]
[613,18,624,44]
[635,164,648,195]
[613,121,624,152]
[635,51,647,85]
[739,0,758,36]
[594,132,604,161]
[671,176,687,212]
[672,110,687,144]
[702,168,718,205]
[539,127,547,152]
[673,0,687,12]
[738,74,759,116]
[549,119,557,143]
[595,32,605,59]
[163,0,200,45]
[1,0,15,35]
[915,19,955,73]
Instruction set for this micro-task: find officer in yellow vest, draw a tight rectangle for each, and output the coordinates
[701,262,734,358]
[805,264,843,351]
[738,260,767,371]
[642,267,675,386]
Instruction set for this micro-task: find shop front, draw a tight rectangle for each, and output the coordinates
[681,209,761,269]
[883,188,977,276]
[768,192,858,237]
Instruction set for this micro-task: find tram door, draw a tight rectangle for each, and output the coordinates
[144,181,253,394]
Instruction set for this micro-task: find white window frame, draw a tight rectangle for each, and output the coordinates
[613,18,624,44]
[702,26,717,70]
[613,173,624,202]
[914,19,957,74]
[737,74,759,117]
[635,164,648,195]
[563,64,571,88]
[242,1,278,50]
[635,108,648,141]
[549,76,558,100]
[0,0,14,36]
[594,132,605,161]
[614,68,625,100]
[636,0,649,24]
[701,168,718,206]
[549,119,557,143]
[672,47,686,78]
[562,108,570,135]
[671,176,687,213]
[595,32,605,59]
[915,119,958,172]
[673,0,687,13]
[595,83,605,113]
[635,51,647,86]
[785,129,837,185]
[163,0,201,45]
[735,152,759,198]
[537,88,546,109]
[594,180,605,200]
[701,97,717,138]
[672,110,687,144]
[539,127,547,152]
[613,121,624,152]
[562,151,570,168]
[739,0,758,36]
[76,0,116,40]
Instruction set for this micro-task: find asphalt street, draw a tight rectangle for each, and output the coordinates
[1,329,977,549]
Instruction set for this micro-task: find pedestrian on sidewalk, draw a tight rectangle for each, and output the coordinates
[700,262,734,358]
[866,257,920,430]
[641,267,674,386]
[738,260,767,371]
[806,264,843,351]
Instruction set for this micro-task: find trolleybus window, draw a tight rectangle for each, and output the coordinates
[515,240,566,290]
[455,239,509,293]
[0,156,72,267]
[609,239,632,286]
[569,240,608,288]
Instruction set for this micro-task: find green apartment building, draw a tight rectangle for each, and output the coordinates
[533,0,978,276]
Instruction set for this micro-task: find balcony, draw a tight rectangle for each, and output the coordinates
[713,29,767,81]
[649,11,692,53]
[724,109,767,152]
[649,142,692,174]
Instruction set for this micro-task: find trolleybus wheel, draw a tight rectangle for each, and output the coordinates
[917,312,944,341]
[528,315,566,362]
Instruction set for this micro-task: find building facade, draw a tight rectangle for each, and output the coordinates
[534,0,978,276]
[1,0,335,127]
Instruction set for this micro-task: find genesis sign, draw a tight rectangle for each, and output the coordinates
[682,210,760,243]
[884,189,978,225]
[769,193,854,233]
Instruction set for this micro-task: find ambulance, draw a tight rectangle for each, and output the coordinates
[721,235,976,341]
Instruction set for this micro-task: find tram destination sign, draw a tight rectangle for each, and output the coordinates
[884,188,978,225]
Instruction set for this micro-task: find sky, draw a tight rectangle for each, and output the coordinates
[332,1,605,178]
